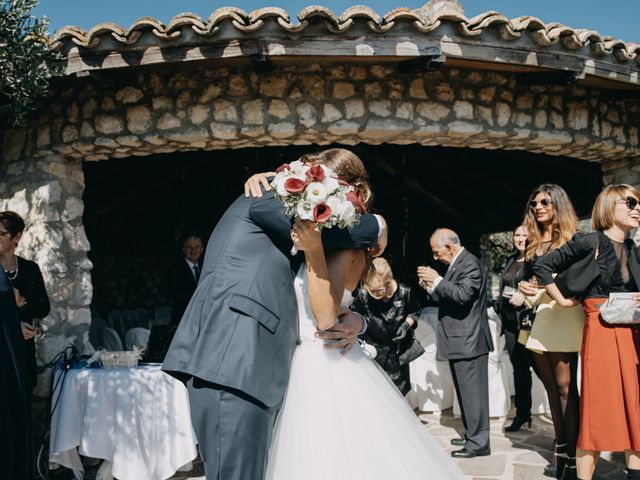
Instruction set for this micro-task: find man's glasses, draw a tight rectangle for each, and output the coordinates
[618,196,640,211]
[529,198,552,210]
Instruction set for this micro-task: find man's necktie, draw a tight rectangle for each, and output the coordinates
[193,265,201,282]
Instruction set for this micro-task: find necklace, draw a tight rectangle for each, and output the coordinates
[2,255,18,281]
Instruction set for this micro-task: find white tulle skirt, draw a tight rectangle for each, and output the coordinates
[266,342,466,480]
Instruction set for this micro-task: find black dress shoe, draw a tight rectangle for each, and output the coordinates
[450,438,466,446]
[451,447,491,458]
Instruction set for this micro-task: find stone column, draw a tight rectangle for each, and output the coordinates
[1,128,93,396]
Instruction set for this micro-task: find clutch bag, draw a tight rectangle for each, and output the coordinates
[599,293,640,325]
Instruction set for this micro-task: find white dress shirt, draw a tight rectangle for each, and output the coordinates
[428,247,465,294]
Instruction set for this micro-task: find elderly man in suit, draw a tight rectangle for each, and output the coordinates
[163,180,384,480]
[417,228,493,459]
[168,235,204,325]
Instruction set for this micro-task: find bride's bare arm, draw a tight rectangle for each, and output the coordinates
[291,220,353,330]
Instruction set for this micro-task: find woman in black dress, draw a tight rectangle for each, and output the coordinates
[496,224,535,432]
[0,270,34,479]
[352,257,421,395]
[0,211,51,391]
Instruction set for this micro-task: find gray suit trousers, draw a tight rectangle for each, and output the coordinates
[449,354,490,452]
[187,378,278,480]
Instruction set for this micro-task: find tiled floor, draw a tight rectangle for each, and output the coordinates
[171,409,628,480]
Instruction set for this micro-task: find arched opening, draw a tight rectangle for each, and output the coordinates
[82,143,602,316]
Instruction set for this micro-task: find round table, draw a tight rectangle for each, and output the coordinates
[49,364,197,480]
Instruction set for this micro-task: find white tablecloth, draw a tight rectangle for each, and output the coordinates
[50,365,197,480]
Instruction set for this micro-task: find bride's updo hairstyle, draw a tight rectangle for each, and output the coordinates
[298,148,373,212]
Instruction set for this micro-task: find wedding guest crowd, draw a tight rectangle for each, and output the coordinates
[533,184,640,480]
[352,257,421,395]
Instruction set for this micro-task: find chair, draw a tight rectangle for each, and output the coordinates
[453,307,512,418]
[125,327,151,351]
[407,308,454,412]
[103,327,124,352]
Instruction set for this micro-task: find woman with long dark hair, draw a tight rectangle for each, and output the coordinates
[513,185,583,479]
[496,225,535,432]
[534,184,640,480]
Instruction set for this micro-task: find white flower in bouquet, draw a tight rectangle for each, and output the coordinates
[296,199,314,221]
[306,182,327,204]
[333,197,357,225]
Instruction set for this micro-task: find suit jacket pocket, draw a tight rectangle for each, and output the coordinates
[228,293,280,334]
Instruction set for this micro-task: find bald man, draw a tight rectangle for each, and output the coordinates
[417,228,493,459]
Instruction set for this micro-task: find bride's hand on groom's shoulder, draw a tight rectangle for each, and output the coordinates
[244,172,276,198]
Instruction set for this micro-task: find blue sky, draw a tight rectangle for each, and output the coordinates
[34,0,639,42]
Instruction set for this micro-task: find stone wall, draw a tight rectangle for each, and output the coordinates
[6,63,639,164]
[1,61,639,394]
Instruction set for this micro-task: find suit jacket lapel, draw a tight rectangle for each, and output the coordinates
[445,249,467,281]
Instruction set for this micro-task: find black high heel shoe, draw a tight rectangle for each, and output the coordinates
[504,415,533,432]
[561,456,576,480]
[544,442,567,478]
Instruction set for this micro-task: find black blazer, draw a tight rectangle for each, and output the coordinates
[427,249,494,361]
[532,231,640,298]
[168,258,202,325]
[11,256,50,390]
[163,191,379,407]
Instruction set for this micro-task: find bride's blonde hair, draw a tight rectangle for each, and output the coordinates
[298,148,373,212]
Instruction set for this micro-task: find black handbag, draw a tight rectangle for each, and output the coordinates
[554,233,600,298]
[518,306,538,331]
[398,335,425,366]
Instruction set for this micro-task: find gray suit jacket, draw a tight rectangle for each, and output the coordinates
[162,191,378,407]
[428,249,494,361]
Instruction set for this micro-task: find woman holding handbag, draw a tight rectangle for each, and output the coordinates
[352,257,422,395]
[510,185,584,479]
[496,225,536,432]
[533,184,640,480]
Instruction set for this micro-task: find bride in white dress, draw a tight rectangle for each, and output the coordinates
[266,160,465,480]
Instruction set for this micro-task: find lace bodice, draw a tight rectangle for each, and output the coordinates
[294,266,353,345]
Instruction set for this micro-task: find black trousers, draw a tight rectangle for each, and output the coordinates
[187,378,278,480]
[504,330,534,419]
[449,353,490,452]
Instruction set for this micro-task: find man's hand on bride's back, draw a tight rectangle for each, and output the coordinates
[316,309,363,356]
[244,172,276,198]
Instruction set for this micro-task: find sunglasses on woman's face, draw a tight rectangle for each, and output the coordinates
[529,198,552,210]
[619,196,640,210]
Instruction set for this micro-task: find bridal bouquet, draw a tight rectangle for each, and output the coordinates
[270,160,364,230]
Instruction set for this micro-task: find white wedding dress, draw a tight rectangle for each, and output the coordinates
[266,267,466,480]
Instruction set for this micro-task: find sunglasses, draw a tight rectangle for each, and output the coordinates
[619,196,640,210]
[529,198,552,210]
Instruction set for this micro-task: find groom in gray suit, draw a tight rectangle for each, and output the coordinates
[163,187,382,480]
[417,228,493,459]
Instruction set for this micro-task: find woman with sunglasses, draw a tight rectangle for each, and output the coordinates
[510,185,583,480]
[352,257,421,395]
[533,185,640,480]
